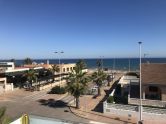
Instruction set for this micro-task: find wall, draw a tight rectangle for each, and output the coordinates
[103,102,166,124]
[38,80,66,91]
[59,63,76,73]
[129,98,166,107]
[0,78,13,94]
[161,87,166,101]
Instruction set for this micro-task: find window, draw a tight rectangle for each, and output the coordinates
[67,68,69,71]
[0,65,12,67]
[63,68,65,72]
[149,86,158,92]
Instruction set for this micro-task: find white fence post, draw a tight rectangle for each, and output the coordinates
[103,101,107,113]
[11,83,13,91]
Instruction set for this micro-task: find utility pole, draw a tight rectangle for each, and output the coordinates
[54,51,64,87]
[129,58,130,72]
[138,42,143,124]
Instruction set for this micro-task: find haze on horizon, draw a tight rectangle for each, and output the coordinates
[0,0,166,59]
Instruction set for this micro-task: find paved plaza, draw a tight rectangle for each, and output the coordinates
[0,86,134,124]
[0,88,89,124]
[0,73,138,124]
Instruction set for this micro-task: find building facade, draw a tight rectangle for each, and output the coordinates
[0,62,15,72]
[129,63,166,107]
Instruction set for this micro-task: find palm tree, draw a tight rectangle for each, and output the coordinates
[76,59,87,70]
[0,107,10,124]
[51,64,60,74]
[66,60,89,109]
[91,59,107,96]
[25,69,37,89]
[107,75,111,86]
[96,59,102,70]
[24,58,32,65]
[50,64,60,83]
[91,69,107,96]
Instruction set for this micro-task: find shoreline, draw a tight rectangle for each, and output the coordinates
[87,68,138,74]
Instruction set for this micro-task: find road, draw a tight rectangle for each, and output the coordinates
[0,89,90,124]
[0,75,129,124]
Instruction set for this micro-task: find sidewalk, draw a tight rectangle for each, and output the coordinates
[68,73,137,124]
[69,74,137,124]
[69,94,136,124]
[69,82,166,124]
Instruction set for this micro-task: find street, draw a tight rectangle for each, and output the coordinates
[0,89,90,124]
[0,74,132,124]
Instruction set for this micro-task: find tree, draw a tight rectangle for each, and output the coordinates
[0,107,11,124]
[107,75,111,86]
[76,59,87,70]
[51,64,60,74]
[91,59,107,96]
[96,59,102,70]
[25,69,37,88]
[66,60,89,109]
[24,58,32,65]
[91,70,107,96]
[50,64,60,83]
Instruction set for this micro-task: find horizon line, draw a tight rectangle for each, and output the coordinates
[1,57,166,60]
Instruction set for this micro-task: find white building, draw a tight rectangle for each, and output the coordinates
[118,72,139,96]
[0,77,13,94]
[0,62,15,72]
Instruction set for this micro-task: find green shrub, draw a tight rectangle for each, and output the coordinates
[49,86,67,94]
[107,96,114,103]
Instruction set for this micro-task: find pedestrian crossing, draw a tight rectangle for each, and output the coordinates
[0,88,75,106]
[61,95,74,104]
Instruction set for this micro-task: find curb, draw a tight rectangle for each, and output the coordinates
[69,107,136,124]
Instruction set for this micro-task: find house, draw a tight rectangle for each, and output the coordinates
[0,62,15,72]
[129,63,166,107]
[0,77,13,94]
[118,72,139,96]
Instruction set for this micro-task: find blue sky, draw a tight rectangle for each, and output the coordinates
[0,0,166,59]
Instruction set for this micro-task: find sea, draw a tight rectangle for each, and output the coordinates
[1,58,166,71]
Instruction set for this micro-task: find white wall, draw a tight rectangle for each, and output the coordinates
[103,102,166,124]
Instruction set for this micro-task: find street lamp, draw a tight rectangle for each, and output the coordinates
[128,58,131,72]
[144,53,149,63]
[100,56,104,71]
[54,51,64,87]
[138,42,143,124]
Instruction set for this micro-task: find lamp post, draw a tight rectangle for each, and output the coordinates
[111,58,116,84]
[129,58,130,72]
[54,51,64,87]
[100,56,104,71]
[113,58,116,74]
[138,42,143,124]
[144,53,149,63]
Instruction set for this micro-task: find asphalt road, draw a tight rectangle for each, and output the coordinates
[0,89,91,124]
